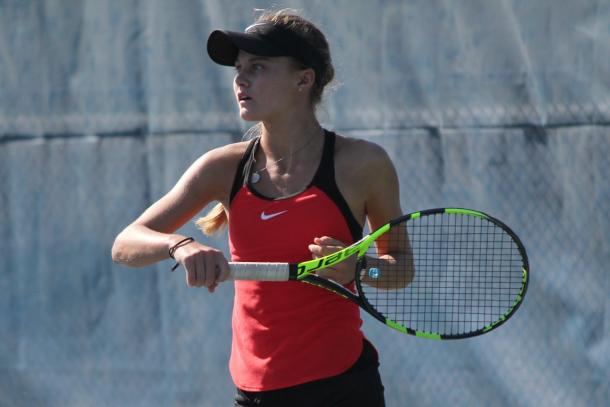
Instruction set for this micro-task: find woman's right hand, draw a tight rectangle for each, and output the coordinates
[171,239,231,292]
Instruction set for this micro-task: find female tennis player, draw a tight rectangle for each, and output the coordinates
[112,9,401,407]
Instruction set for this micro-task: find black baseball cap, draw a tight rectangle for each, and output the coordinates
[207,22,323,81]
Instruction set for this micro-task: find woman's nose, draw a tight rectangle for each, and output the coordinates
[234,72,249,88]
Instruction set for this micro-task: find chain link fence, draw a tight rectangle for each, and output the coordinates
[1,125,607,406]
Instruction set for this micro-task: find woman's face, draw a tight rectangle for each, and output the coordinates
[233,51,305,122]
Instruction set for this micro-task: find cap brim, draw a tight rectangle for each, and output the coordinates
[207,30,287,66]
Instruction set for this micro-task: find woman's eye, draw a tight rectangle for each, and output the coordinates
[234,63,263,74]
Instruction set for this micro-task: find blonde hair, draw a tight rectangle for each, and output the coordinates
[197,10,334,235]
[196,202,227,236]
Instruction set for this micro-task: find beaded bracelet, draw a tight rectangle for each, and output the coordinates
[169,237,194,271]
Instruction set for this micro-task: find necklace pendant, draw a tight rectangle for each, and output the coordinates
[250,172,261,184]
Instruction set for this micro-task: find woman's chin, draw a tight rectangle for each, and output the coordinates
[239,110,261,122]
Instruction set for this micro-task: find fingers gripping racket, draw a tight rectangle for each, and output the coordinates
[228,208,529,340]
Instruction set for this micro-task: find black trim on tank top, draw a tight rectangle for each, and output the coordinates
[229,130,363,242]
[229,137,260,203]
[312,131,363,242]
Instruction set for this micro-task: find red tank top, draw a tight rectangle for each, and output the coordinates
[228,131,364,391]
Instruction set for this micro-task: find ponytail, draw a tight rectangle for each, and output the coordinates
[196,202,227,236]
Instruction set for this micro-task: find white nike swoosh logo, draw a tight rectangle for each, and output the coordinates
[260,210,288,221]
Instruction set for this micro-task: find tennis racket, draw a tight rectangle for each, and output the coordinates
[227,208,529,340]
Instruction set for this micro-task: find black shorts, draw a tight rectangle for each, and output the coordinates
[233,339,385,407]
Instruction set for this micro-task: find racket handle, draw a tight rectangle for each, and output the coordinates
[228,262,291,281]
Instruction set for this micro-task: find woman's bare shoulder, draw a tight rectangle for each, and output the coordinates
[173,139,254,202]
[184,139,254,181]
[332,133,400,223]
[199,139,253,166]
[333,133,394,174]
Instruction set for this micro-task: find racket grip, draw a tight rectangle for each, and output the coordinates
[228,262,291,281]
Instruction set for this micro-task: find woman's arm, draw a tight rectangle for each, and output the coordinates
[111,143,244,289]
[356,141,413,289]
[312,137,413,288]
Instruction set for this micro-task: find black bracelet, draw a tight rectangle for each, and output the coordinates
[169,237,194,271]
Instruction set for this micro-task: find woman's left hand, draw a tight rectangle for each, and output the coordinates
[308,236,356,285]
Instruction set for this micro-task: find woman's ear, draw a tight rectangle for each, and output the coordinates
[297,68,316,92]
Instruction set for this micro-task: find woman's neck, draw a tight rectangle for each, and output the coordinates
[258,112,323,159]
[250,112,325,196]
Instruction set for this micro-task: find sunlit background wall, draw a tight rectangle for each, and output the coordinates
[1,1,608,406]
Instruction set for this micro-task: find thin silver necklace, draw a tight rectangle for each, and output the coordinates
[250,131,320,184]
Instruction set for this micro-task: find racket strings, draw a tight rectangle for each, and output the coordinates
[361,213,525,337]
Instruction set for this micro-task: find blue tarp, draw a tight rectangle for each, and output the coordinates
[1,1,608,406]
